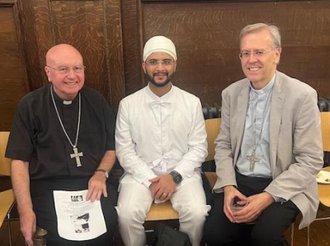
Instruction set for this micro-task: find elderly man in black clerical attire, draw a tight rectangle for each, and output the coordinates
[6,44,118,246]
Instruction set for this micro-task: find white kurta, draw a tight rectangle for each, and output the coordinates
[115,84,210,246]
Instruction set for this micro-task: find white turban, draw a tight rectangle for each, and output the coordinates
[143,36,177,61]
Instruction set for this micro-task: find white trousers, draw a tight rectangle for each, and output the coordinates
[116,173,210,246]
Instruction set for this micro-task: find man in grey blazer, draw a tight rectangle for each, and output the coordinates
[204,23,323,246]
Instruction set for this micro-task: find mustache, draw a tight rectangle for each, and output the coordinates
[153,72,168,77]
[146,71,174,88]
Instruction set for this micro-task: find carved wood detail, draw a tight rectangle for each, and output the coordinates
[0,1,28,130]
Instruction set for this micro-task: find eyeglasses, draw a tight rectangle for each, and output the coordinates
[145,59,174,66]
[238,49,275,60]
[46,65,86,74]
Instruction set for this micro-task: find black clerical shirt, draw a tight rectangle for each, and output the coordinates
[6,84,115,180]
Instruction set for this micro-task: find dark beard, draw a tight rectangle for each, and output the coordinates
[146,72,174,88]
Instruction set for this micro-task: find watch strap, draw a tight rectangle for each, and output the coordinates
[95,169,109,179]
[170,171,182,184]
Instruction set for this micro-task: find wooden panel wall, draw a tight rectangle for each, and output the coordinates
[1,0,330,131]
[19,0,125,107]
[0,1,28,131]
[0,0,125,130]
[121,0,144,95]
[123,0,330,106]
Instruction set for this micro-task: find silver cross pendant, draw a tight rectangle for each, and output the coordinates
[246,149,260,172]
[70,147,83,167]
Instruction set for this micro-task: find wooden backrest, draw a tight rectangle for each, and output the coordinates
[205,118,221,162]
[320,112,330,152]
[0,131,11,176]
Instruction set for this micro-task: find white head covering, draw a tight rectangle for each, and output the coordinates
[143,36,177,61]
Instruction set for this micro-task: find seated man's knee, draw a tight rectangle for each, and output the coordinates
[181,204,209,224]
[203,213,242,245]
[251,226,284,246]
[117,204,145,227]
[203,222,238,245]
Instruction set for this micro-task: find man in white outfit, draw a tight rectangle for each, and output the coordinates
[115,36,210,246]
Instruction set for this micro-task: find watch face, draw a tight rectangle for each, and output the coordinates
[175,175,182,183]
[171,172,182,184]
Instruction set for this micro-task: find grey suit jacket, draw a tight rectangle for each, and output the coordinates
[213,71,323,229]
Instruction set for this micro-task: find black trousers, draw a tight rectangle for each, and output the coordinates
[203,172,299,246]
[31,177,118,246]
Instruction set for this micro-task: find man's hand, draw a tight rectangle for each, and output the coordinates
[223,185,248,223]
[86,172,107,202]
[20,209,36,246]
[11,160,36,245]
[149,175,176,201]
[232,192,274,223]
[149,182,161,197]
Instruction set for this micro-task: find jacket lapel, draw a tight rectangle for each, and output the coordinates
[234,81,250,163]
[269,73,286,176]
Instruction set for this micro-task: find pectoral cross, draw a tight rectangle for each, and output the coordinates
[246,149,260,172]
[70,147,83,167]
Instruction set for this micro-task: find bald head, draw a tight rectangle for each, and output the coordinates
[44,44,85,100]
[46,44,83,67]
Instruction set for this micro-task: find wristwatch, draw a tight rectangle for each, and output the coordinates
[95,169,109,179]
[169,171,182,184]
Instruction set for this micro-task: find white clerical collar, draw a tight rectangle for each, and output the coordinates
[249,73,276,94]
[63,100,72,105]
[50,85,79,106]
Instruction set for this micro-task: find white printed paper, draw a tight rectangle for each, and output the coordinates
[53,190,107,241]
